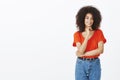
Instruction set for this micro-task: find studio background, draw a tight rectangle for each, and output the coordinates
[0,0,119,80]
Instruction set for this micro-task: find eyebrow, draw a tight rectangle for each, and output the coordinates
[85,15,93,18]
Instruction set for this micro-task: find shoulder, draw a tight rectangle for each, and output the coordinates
[73,31,81,36]
[95,29,103,34]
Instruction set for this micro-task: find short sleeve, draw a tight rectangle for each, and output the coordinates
[72,32,82,47]
[97,29,106,43]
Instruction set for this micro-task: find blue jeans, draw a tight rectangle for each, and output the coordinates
[75,58,101,80]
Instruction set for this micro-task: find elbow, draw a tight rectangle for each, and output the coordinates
[100,50,104,54]
[77,49,84,55]
[98,48,104,54]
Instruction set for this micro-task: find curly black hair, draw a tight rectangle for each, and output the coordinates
[76,6,102,32]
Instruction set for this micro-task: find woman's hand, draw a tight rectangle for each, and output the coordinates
[76,50,84,57]
[85,28,90,39]
[85,27,92,39]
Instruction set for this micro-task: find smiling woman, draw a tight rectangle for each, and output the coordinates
[84,13,94,28]
[73,6,106,80]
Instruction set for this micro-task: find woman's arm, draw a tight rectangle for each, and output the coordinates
[83,41,104,56]
[76,38,89,56]
[76,28,91,57]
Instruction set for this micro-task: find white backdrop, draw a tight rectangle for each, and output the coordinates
[0,0,120,80]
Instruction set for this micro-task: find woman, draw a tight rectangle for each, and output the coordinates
[73,6,106,80]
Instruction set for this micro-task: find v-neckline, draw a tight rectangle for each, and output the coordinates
[81,30,96,40]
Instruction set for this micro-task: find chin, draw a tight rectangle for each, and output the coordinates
[87,25,92,27]
[86,24,92,27]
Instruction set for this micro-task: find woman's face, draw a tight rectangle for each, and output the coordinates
[84,13,94,27]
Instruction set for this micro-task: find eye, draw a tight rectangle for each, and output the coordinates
[85,16,89,19]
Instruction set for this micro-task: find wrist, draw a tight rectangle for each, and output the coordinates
[85,37,89,41]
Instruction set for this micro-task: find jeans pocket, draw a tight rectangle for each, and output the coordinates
[76,58,83,64]
[95,58,101,70]
[96,58,100,65]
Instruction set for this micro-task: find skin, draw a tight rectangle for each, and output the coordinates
[76,13,104,57]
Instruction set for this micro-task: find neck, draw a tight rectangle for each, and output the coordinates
[85,27,93,31]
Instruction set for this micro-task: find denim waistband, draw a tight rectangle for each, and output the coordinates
[78,57,98,61]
